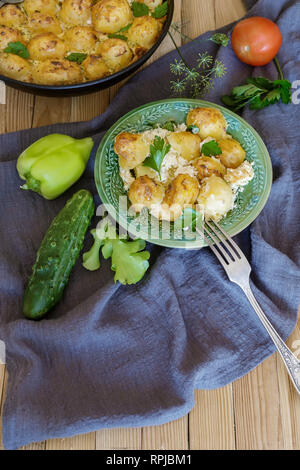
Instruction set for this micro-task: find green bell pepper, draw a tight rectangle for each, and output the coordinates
[17,134,94,200]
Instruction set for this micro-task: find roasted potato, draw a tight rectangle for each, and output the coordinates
[140,0,163,9]
[64,26,97,53]
[166,132,201,161]
[82,55,110,80]
[198,175,233,221]
[0,53,31,82]
[27,13,62,35]
[92,0,133,34]
[32,59,83,85]
[23,0,58,17]
[59,0,93,26]
[0,26,24,50]
[28,33,66,61]
[128,175,165,211]
[217,137,246,169]
[0,5,26,28]
[114,132,149,169]
[163,174,199,209]
[186,107,228,140]
[128,16,161,50]
[134,164,159,182]
[193,156,226,180]
[97,38,132,72]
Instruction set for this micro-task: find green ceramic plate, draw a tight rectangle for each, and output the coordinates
[94,99,272,249]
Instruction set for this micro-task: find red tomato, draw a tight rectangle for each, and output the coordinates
[231,17,282,66]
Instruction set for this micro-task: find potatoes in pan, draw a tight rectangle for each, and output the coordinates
[0,53,31,81]
[0,0,168,85]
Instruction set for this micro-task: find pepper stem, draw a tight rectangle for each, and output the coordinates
[273,56,284,81]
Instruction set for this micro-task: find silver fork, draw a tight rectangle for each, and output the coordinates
[197,220,300,395]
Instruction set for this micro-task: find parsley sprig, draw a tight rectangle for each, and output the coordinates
[65,53,87,64]
[132,1,168,18]
[4,42,29,59]
[143,136,170,176]
[222,58,292,111]
[201,140,222,156]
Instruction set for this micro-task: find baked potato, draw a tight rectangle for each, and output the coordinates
[32,59,83,85]
[92,0,133,34]
[82,55,110,80]
[97,38,132,72]
[166,132,201,161]
[28,33,66,61]
[114,132,149,169]
[134,164,159,182]
[59,0,93,26]
[163,174,199,209]
[64,26,97,53]
[198,175,233,221]
[186,107,228,140]
[193,156,226,180]
[0,53,31,81]
[0,5,26,28]
[23,0,58,17]
[128,175,165,211]
[217,137,246,169]
[0,26,24,51]
[128,16,161,50]
[27,12,62,35]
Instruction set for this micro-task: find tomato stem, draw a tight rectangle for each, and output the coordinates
[273,56,284,80]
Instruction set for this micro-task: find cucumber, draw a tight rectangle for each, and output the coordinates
[23,189,94,320]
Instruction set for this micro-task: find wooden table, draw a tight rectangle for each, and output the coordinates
[1,0,300,451]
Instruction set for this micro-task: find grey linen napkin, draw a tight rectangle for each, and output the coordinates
[1,0,300,450]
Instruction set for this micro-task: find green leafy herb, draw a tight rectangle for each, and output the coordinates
[162,120,177,131]
[82,219,150,285]
[187,124,200,134]
[201,140,222,156]
[66,52,87,64]
[222,76,292,111]
[4,41,29,59]
[118,23,133,32]
[152,1,168,18]
[143,136,171,176]
[209,33,229,47]
[132,1,149,17]
[107,33,128,41]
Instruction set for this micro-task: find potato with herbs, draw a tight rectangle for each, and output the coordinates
[97,38,132,72]
[0,5,26,27]
[27,12,62,35]
[129,175,165,211]
[32,59,83,85]
[64,26,97,53]
[23,0,58,16]
[59,0,93,26]
[198,175,233,221]
[128,16,162,50]
[217,137,246,169]
[166,132,201,161]
[82,55,110,80]
[92,0,133,34]
[0,53,31,81]
[186,107,228,140]
[194,156,226,180]
[0,26,24,50]
[114,132,149,170]
[28,33,66,61]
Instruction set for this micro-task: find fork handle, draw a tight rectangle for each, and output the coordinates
[242,284,300,394]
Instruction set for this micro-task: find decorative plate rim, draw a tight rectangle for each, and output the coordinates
[94,98,273,249]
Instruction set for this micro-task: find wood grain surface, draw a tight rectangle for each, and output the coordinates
[1,0,300,451]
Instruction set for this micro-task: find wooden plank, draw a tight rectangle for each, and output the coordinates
[234,355,284,450]
[45,432,95,450]
[0,87,34,134]
[142,418,188,450]
[96,428,142,450]
[0,369,7,450]
[215,0,246,26]
[189,386,235,450]
[277,309,300,449]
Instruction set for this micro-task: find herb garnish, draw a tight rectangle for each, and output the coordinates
[152,1,168,18]
[143,136,171,176]
[4,42,29,59]
[65,53,87,64]
[201,140,222,156]
[132,1,149,17]
[187,124,200,134]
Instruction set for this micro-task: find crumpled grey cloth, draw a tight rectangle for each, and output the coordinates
[1,0,299,450]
